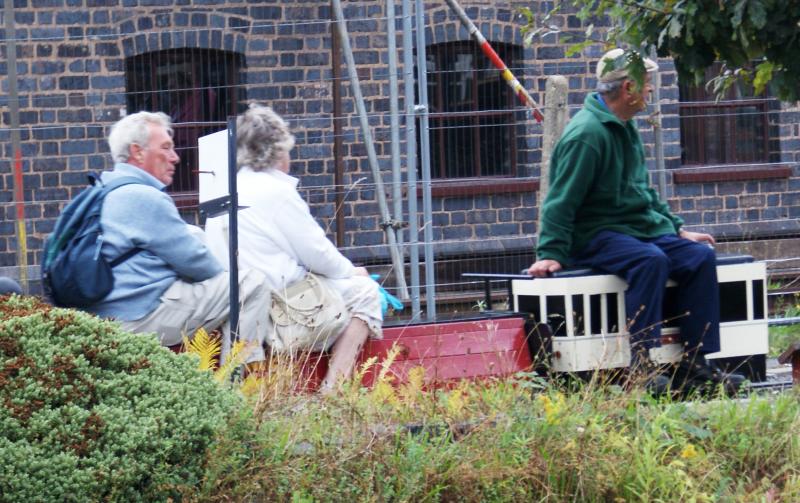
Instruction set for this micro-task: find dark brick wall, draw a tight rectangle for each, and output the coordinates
[0,0,798,274]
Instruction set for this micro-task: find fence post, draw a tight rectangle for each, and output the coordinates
[413,0,436,321]
[221,117,239,366]
[401,0,422,319]
[386,0,407,299]
[537,76,569,233]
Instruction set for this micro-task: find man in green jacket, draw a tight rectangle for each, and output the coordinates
[528,48,743,393]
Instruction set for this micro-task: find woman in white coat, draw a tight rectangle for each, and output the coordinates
[208,104,383,393]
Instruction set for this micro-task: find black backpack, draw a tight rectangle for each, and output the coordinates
[42,174,142,307]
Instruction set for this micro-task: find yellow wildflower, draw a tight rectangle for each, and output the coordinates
[370,381,398,405]
[680,443,698,460]
[446,388,467,419]
[537,392,564,424]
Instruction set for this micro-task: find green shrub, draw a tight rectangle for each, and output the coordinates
[0,295,244,502]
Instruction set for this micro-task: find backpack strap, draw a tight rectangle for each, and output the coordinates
[101,175,146,194]
[99,175,149,267]
[109,246,142,267]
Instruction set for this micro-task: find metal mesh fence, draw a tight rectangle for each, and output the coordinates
[1,2,799,322]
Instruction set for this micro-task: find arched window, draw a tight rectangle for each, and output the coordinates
[424,41,521,179]
[125,48,243,207]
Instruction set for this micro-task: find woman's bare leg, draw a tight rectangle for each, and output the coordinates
[320,318,369,394]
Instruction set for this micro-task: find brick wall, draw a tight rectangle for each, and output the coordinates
[1,0,798,283]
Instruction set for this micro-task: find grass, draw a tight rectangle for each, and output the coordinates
[770,324,800,357]
[181,354,800,503]
[769,292,800,356]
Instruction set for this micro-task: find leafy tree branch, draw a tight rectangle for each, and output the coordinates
[522,0,800,102]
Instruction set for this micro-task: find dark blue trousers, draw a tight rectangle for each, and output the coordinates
[573,230,721,354]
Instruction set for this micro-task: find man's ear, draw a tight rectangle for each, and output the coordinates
[623,79,636,95]
[128,143,144,165]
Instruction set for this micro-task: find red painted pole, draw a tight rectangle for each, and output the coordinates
[13,149,28,290]
[443,0,544,122]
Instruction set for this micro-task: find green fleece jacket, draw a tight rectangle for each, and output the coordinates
[536,93,683,266]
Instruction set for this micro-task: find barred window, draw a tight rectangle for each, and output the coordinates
[125,49,243,207]
[424,41,521,178]
[679,64,773,166]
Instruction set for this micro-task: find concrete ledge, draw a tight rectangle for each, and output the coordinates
[673,164,793,183]
[416,177,539,198]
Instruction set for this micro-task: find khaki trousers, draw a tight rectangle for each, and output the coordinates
[268,274,383,352]
[120,268,269,362]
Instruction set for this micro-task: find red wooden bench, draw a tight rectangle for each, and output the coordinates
[296,315,533,390]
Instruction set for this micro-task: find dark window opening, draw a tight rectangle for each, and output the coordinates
[545,295,567,337]
[678,63,774,166]
[125,49,244,206]
[422,41,521,179]
[718,281,749,323]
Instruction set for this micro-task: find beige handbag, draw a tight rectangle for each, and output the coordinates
[270,273,351,352]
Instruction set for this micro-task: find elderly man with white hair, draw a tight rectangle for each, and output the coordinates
[527,48,744,394]
[86,111,269,362]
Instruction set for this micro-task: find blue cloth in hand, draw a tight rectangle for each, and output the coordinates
[370,274,404,315]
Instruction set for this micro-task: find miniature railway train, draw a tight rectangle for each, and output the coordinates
[303,254,768,388]
[462,253,769,382]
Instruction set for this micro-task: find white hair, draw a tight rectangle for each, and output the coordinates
[108,111,173,163]
[597,77,626,96]
[236,103,295,172]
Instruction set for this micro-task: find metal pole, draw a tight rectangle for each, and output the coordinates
[386,0,408,301]
[331,6,345,247]
[401,0,422,318]
[4,1,28,293]
[222,117,239,364]
[331,0,409,299]
[649,47,667,200]
[414,0,436,320]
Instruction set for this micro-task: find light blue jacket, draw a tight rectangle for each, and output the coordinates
[88,163,223,321]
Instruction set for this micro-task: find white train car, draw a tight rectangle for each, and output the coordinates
[466,254,769,381]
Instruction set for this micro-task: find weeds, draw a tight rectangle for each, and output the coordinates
[769,292,800,356]
[184,352,800,502]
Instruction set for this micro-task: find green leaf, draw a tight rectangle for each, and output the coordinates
[565,40,593,58]
[679,422,712,440]
[731,0,747,28]
[747,0,768,29]
[667,15,683,39]
[753,60,775,95]
[518,7,534,25]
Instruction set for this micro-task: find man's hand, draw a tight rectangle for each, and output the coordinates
[679,229,715,246]
[527,259,562,278]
